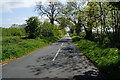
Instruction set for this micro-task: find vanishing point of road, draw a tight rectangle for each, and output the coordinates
[2,34,107,80]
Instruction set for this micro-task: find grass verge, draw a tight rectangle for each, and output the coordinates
[1,36,62,63]
[72,37,120,80]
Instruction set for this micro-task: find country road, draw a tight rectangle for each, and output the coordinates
[2,34,107,80]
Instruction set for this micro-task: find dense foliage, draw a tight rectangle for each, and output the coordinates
[25,17,66,39]
[63,2,120,49]
[25,17,41,38]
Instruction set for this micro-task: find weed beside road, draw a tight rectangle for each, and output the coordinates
[71,36,120,80]
[2,36,57,62]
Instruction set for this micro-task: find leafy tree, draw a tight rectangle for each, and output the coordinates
[109,2,120,10]
[25,17,41,38]
[40,21,54,37]
[56,16,71,29]
[77,2,98,40]
[61,1,85,35]
[11,24,19,28]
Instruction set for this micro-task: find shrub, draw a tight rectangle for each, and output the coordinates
[2,28,26,36]
[79,33,85,39]
[72,36,81,42]
[25,17,41,38]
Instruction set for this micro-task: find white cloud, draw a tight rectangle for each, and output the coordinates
[0,0,44,13]
[0,0,75,13]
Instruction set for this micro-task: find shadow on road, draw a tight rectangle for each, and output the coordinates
[73,70,108,80]
[2,70,108,80]
[57,39,72,43]
[2,34,109,80]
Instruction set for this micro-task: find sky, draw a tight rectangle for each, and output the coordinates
[0,0,66,28]
[0,0,118,28]
[1,0,38,28]
[0,0,88,28]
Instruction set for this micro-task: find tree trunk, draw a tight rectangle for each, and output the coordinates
[50,18,54,24]
[85,28,93,40]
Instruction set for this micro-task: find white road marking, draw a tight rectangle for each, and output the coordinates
[52,43,63,61]
[61,43,64,47]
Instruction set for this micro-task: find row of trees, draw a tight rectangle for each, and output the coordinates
[11,24,26,28]
[77,2,120,48]
[36,1,119,48]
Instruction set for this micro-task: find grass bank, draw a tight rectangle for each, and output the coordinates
[1,35,63,63]
[71,35,120,80]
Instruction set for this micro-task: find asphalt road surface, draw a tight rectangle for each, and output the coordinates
[2,34,107,80]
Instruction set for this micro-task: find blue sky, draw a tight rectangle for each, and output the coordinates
[0,0,43,28]
[0,0,115,28]
[2,6,38,28]
[1,0,86,28]
[1,0,67,28]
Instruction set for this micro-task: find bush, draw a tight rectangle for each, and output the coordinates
[25,17,41,38]
[72,36,81,42]
[79,33,85,39]
[25,17,66,39]
[2,28,26,36]
[103,37,110,47]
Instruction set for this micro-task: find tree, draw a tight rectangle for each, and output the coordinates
[19,24,27,28]
[109,1,120,10]
[11,24,26,28]
[11,24,19,28]
[56,16,71,29]
[40,21,54,37]
[61,1,86,35]
[25,17,41,38]
[78,2,98,40]
[36,2,62,24]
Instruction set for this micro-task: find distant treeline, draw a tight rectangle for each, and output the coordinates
[1,16,66,38]
[1,27,26,36]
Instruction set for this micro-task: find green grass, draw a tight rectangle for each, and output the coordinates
[2,36,62,62]
[72,39,120,80]
[1,21,66,62]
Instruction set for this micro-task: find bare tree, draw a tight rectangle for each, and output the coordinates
[36,2,62,24]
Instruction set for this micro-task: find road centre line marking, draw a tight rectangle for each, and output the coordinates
[52,48,61,61]
[52,43,63,61]
[61,43,64,47]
